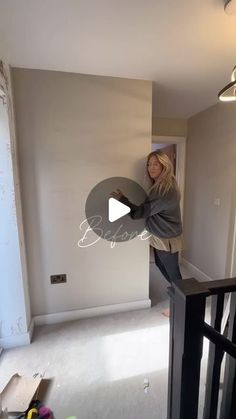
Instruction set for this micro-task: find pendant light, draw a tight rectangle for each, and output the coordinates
[218,66,236,101]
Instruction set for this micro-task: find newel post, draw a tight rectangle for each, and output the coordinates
[167,279,210,419]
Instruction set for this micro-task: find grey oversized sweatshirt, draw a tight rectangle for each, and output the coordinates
[119,186,182,239]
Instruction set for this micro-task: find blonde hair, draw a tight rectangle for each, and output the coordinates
[145,151,180,197]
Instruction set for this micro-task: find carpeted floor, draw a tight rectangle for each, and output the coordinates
[0,264,211,419]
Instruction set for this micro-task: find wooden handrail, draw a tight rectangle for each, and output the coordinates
[202,322,236,358]
[204,277,236,294]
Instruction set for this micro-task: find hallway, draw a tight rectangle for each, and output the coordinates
[0,265,211,419]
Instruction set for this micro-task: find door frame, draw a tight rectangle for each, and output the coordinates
[225,193,236,278]
[152,136,186,221]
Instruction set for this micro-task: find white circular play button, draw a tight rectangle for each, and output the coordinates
[108,197,131,222]
[85,177,149,243]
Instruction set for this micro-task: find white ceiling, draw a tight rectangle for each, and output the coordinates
[0,0,235,118]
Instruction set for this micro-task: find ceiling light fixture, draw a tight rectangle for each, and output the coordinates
[224,0,236,14]
[218,66,236,101]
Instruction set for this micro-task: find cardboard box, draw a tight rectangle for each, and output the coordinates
[0,374,41,413]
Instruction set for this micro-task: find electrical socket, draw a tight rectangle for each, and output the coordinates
[50,274,67,284]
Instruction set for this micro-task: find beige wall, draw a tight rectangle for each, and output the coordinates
[152,117,187,137]
[183,102,236,279]
[12,68,152,316]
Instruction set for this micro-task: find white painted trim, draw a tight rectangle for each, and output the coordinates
[225,193,236,278]
[34,299,151,326]
[176,142,186,219]
[151,135,186,258]
[229,211,236,277]
[151,136,186,217]
[0,333,31,349]
[181,258,213,282]
[0,323,34,350]
[7,66,32,327]
[152,135,186,144]
[0,62,31,348]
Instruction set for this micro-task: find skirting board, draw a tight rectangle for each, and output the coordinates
[34,299,151,326]
[181,258,213,282]
[0,318,35,349]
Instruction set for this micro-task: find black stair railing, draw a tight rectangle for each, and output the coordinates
[167,277,236,419]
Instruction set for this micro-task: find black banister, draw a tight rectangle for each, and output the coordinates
[167,277,236,419]
[202,322,236,358]
[204,278,236,293]
[220,292,236,419]
[203,294,225,419]
[167,279,209,419]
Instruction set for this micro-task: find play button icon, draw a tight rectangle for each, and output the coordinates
[108,198,130,222]
[85,177,150,243]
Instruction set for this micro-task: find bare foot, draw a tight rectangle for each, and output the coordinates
[162,308,170,318]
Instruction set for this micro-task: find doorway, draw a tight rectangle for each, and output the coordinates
[152,143,177,174]
[149,136,186,306]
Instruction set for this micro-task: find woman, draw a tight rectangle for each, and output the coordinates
[111,151,183,285]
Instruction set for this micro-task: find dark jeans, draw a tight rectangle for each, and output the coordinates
[153,248,182,284]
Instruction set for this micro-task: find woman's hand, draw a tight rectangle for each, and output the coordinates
[110,189,124,201]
